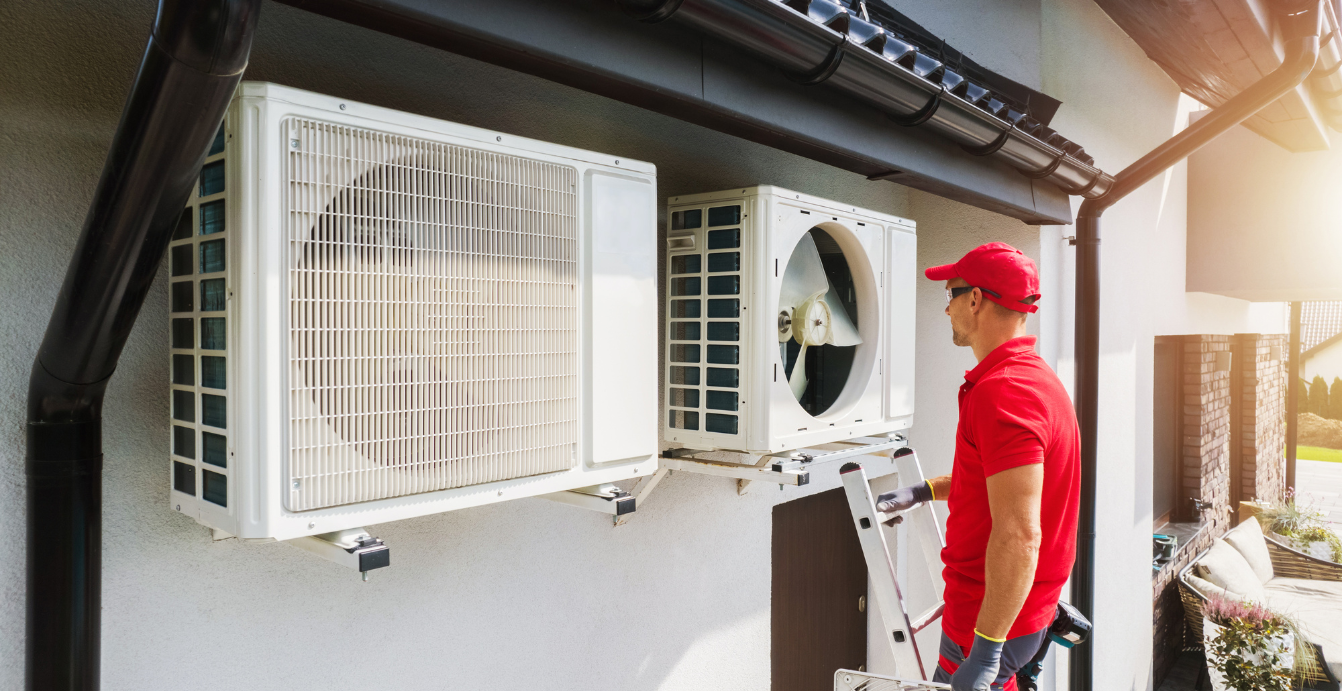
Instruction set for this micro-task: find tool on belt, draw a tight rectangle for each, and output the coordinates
[1014,601,1092,691]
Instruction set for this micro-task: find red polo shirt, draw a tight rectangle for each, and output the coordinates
[940,336,1080,647]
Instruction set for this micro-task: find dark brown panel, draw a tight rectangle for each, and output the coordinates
[773,488,867,691]
[1153,337,1181,526]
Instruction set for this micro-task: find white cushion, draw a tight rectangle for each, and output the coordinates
[1263,577,1342,680]
[1184,573,1232,600]
[1223,516,1274,584]
[1195,539,1267,602]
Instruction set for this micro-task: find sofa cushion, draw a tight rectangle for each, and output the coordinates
[1263,577,1342,681]
[1184,574,1232,600]
[1223,516,1274,583]
[1196,539,1267,602]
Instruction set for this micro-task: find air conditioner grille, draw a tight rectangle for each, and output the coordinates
[284,118,579,511]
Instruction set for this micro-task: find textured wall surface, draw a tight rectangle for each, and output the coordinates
[0,1,1290,690]
[0,2,926,690]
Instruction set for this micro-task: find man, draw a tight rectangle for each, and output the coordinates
[877,243,1080,691]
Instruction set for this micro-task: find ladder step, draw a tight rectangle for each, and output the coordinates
[911,602,944,634]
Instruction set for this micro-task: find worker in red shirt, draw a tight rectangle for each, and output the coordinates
[877,243,1080,691]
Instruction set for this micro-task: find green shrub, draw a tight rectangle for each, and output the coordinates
[1330,377,1342,420]
[1310,375,1329,416]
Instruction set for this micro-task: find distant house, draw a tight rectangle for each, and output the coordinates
[1302,302,1342,383]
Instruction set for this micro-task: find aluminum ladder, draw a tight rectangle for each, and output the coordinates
[839,449,947,682]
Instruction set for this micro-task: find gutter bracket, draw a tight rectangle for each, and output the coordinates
[889,85,946,127]
[1022,150,1067,179]
[961,124,1014,157]
[787,35,849,86]
[623,0,685,23]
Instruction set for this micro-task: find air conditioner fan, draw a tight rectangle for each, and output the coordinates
[777,231,862,402]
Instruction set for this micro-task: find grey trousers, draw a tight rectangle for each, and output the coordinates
[931,627,1049,690]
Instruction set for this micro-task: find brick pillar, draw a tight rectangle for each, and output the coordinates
[1183,335,1233,522]
[1235,333,1287,505]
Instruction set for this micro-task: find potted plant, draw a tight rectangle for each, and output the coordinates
[1202,594,1309,691]
[1257,489,1342,563]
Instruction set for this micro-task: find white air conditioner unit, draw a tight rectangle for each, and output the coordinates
[662,186,915,454]
[166,82,659,542]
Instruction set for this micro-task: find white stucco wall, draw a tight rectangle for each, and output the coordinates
[1041,2,1286,690]
[1304,342,1342,382]
[0,4,923,690]
[1188,113,1342,302]
[0,2,1292,690]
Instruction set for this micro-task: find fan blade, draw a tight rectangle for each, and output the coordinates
[820,282,862,347]
[779,234,831,312]
[789,343,810,399]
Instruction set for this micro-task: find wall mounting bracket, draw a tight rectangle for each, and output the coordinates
[290,528,390,581]
[542,483,637,517]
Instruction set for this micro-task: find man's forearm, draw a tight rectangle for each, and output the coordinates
[976,462,1045,641]
[927,473,952,500]
[975,524,1039,640]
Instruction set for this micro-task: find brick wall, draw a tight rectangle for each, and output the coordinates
[1236,333,1287,503]
[1152,335,1234,683]
[1150,334,1289,685]
[1183,335,1234,516]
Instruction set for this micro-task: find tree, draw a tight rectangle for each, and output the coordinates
[1301,378,1311,414]
[1310,375,1330,417]
[1330,377,1342,420]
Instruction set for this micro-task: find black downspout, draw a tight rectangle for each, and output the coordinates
[25,2,258,689]
[1068,4,1321,690]
[1286,301,1303,493]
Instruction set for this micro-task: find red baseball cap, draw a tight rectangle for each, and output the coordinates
[925,242,1040,313]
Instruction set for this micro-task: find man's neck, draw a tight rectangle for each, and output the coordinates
[971,326,1029,362]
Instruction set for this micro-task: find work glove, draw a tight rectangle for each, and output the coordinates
[875,481,934,514]
[949,631,1005,691]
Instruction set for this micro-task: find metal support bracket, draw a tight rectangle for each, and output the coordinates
[614,468,669,527]
[658,433,909,494]
[290,528,390,581]
[660,454,811,485]
[542,483,637,517]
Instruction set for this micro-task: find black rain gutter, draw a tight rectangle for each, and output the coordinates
[617,0,1116,200]
[25,1,258,689]
[1286,302,1302,494]
[1068,3,1321,690]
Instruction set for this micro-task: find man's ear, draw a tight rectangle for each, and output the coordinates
[969,288,985,314]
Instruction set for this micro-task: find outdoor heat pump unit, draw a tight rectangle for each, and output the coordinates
[167,82,659,545]
[663,187,916,454]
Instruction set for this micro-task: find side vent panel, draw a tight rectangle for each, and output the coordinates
[169,125,231,511]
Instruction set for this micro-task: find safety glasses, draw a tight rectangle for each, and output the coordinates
[945,285,1001,303]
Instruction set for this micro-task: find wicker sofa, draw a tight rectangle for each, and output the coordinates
[1177,516,1342,688]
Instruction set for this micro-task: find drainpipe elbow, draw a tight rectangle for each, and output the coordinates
[153,0,261,75]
